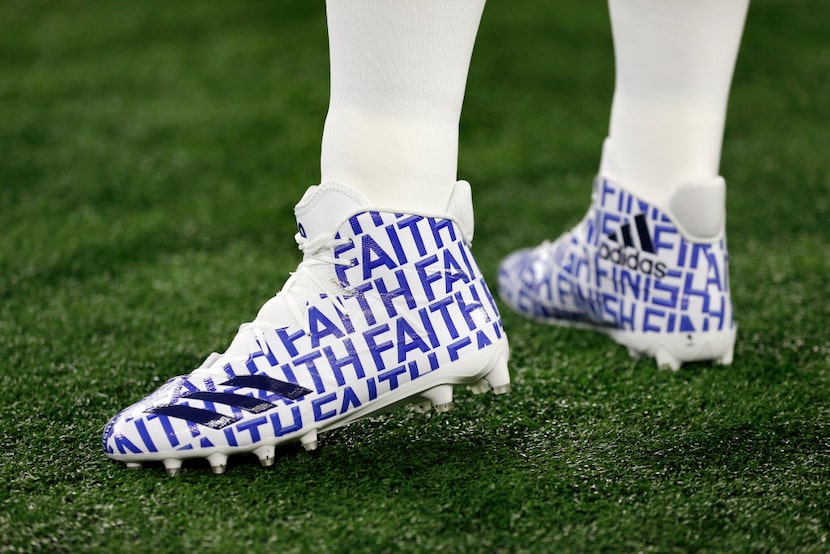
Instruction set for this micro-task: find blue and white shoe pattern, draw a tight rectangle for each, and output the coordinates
[104,182,510,474]
[498,176,735,369]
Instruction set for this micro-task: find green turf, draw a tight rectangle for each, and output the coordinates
[1,1,828,552]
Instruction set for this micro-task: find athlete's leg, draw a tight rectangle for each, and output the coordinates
[605,0,750,213]
[103,0,510,475]
[499,0,750,370]
[322,0,484,214]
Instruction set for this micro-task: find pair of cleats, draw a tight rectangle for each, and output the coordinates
[104,172,735,475]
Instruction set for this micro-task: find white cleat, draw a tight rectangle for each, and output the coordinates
[102,181,510,474]
[499,158,735,370]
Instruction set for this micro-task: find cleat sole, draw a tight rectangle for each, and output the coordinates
[545,318,736,370]
[108,339,510,475]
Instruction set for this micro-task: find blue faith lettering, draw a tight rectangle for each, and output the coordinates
[323,337,365,386]
[396,317,431,362]
[363,323,394,370]
[308,306,346,348]
[375,269,416,318]
[292,349,326,394]
[362,234,398,279]
[270,406,303,436]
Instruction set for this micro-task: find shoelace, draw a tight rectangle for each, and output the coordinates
[192,233,353,377]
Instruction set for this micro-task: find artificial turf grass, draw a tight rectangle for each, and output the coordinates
[1,0,829,552]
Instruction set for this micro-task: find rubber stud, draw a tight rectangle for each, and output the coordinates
[254,444,276,468]
[433,402,454,414]
[484,353,511,395]
[125,462,143,470]
[300,429,318,452]
[422,385,453,412]
[655,348,681,371]
[469,379,491,395]
[207,452,228,475]
[491,384,511,395]
[411,399,433,413]
[162,458,182,477]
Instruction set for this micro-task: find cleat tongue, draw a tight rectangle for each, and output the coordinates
[254,444,276,467]
[294,182,368,241]
[163,458,182,477]
[207,453,228,475]
[300,429,318,452]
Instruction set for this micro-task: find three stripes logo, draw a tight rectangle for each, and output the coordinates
[146,375,312,430]
[598,213,668,278]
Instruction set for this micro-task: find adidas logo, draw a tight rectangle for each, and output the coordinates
[598,213,668,278]
[146,376,313,430]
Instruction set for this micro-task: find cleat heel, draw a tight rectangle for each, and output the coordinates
[163,458,182,477]
[300,429,318,451]
[254,444,276,467]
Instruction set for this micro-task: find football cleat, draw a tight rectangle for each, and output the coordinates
[103,181,510,474]
[498,173,735,370]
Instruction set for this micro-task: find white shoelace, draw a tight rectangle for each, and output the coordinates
[192,232,353,377]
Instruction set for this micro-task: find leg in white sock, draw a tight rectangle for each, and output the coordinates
[605,0,750,212]
[321,0,485,214]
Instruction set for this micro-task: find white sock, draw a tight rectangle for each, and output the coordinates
[321,0,485,214]
[604,0,750,211]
